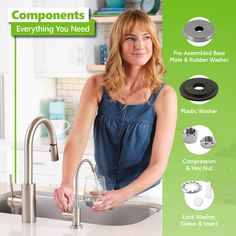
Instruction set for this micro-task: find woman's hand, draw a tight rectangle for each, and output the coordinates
[92,189,129,211]
[54,184,74,212]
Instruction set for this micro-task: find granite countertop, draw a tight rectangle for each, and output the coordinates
[0,182,162,236]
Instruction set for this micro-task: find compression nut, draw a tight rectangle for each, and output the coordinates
[182,127,198,144]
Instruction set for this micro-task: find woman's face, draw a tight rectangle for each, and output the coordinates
[121,27,153,67]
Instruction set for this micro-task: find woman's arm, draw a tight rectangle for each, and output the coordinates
[54,75,103,212]
[93,85,177,211]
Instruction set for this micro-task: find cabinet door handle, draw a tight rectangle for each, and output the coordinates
[77,44,83,66]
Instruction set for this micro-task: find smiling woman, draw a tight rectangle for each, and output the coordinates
[54,9,177,213]
[104,9,164,103]
[122,31,153,66]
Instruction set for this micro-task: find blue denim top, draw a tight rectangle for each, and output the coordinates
[93,84,166,190]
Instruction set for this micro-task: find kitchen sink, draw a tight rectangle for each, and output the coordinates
[0,191,161,226]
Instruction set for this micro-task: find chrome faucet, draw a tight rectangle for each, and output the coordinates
[8,116,59,223]
[62,159,95,229]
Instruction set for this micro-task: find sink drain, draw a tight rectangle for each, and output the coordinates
[180,77,218,101]
[184,19,215,43]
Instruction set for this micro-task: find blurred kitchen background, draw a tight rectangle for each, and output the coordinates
[0,0,162,194]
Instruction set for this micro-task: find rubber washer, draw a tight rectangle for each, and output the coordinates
[183,19,215,43]
[179,77,218,101]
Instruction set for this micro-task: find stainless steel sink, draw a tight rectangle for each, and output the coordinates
[0,191,161,226]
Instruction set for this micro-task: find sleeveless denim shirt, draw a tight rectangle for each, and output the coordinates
[93,84,166,190]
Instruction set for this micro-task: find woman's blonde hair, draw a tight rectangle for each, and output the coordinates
[104,9,166,102]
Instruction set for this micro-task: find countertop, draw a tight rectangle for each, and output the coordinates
[0,182,162,236]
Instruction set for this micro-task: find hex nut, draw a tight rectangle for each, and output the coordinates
[182,127,198,144]
[200,136,216,148]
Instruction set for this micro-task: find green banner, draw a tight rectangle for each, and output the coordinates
[11,20,95,36]
[163,0,236,235]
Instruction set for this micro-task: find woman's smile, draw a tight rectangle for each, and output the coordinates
[121,28,153,66]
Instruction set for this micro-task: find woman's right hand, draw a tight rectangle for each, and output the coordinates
[54,184,74,212]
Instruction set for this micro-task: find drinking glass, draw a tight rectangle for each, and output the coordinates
[83,175,106,207]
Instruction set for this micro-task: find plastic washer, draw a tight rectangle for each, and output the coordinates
[180,77,218,101]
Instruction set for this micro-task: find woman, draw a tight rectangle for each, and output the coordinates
[54,9,177,212]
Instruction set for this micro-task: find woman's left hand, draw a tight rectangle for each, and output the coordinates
[92,189,129,211]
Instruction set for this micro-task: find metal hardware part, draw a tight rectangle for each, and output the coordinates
[182,127,198,144]
[204,182,213,199]
[180,77,218,101]
[181,181,202,194]
[62,159,95,229]
[7,117,59,223]
[193,196,204,206]
[23,117,59,223]
[200,136,216,148]
[7,174,22,208]
[183,19,215,43]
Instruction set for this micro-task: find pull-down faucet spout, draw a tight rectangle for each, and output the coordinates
[22,116,59,223]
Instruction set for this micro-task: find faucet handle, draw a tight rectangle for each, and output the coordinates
[9,174,15,196]
[7,174,22,208]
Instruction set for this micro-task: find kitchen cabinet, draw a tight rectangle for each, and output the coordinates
[0,1,31,182]
[33,0,105,78]
[0,141,12,182]
[0,2,9,73]
[33,1,162,78]
[16,149,63,186]
[15,145,95,187]
[34,30,105,78]
[0,0,32,73]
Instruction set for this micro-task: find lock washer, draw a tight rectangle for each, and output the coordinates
[181,181,202,194]
[183,19,215,43]
[180,77,218,101]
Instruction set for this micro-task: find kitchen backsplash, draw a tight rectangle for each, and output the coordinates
[56,78,85,128]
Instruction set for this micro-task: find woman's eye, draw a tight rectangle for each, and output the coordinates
[144,36,151,40]
[126,37,135,41]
